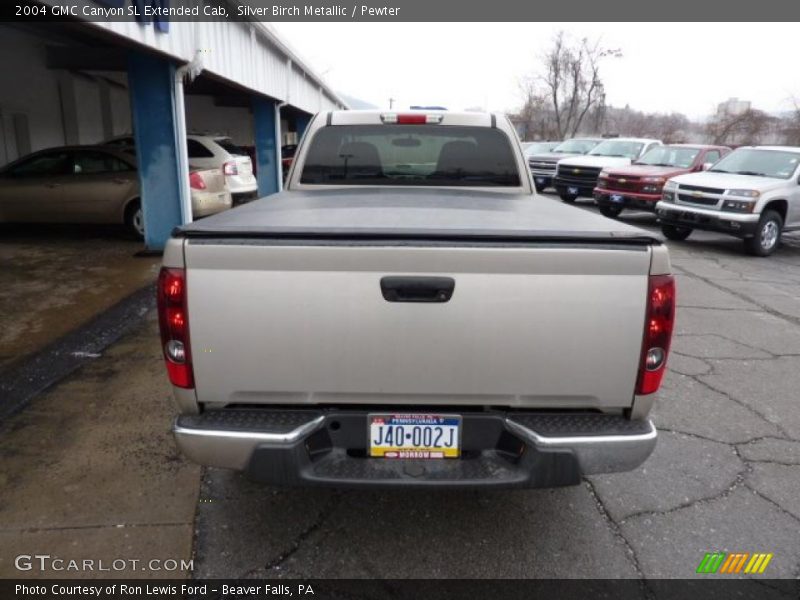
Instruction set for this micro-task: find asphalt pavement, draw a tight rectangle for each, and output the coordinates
[2,195,799,583]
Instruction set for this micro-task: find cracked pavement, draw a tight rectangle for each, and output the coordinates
[191,198,800,580]
[2,198,799,582]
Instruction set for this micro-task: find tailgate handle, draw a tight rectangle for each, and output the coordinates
[380,276,455,303]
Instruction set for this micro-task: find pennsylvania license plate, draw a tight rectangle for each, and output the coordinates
[369,414,461,458]
[611,194,625,203]
[568,186,579,195]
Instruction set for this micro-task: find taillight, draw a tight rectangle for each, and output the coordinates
[189,171,206,190]
[223,161,238,176]
[636,274,676,395]
[157,267,194,389]
[380,113,443,124]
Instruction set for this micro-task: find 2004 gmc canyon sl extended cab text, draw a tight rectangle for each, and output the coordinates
[158,110,675,489]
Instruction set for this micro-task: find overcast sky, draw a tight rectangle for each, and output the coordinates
[273,22,799,119]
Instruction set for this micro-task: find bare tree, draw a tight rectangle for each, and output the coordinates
[516,77,559,140]
[782,97,800,146]
[705,108,773,146]
[540,32,620,139]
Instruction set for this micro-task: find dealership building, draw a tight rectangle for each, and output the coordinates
[0,2,347,248]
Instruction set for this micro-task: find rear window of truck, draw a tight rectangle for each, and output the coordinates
[299,125,521,187]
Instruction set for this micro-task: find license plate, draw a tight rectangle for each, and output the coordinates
[535,177,546,184]
[369,414,461,458]
[568,186,579,195]
[610,194,625,203]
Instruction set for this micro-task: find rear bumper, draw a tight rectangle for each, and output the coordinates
[231,191,259,205]
[655,201,760,237]
[192,191,232,218]
[173,408,657,489]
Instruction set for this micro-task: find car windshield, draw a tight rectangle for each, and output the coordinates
[589,140,645,159]
[709,149,800,179]
[300,125,521,187]
[214,138,247,156]
[523,142,558,156]
[635,146,699,168]
[553,139,600,154]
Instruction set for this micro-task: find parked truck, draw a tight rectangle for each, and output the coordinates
[594,144,731,219]
[554,137,662,203]
[158,110,675,489]
[527,137,603,193]
[656,146,800,255]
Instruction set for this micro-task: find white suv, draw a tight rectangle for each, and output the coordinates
[656,146,800,256]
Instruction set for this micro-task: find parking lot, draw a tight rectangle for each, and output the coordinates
[1,193,798,582]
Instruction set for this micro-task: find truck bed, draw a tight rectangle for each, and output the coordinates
[176,188,661,244]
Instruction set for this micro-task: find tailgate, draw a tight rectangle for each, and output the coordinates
[185,242,650,411]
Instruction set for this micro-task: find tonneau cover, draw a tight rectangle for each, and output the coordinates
[176,188,660,244]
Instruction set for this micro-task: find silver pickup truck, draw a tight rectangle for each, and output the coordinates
[158,110,675,489]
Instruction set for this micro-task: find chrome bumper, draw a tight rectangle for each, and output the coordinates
[504,417,657,475]
[173,409,657,487]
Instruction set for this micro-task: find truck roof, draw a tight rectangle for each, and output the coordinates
[753,145,800,153]
[664,143,730,150]
[599,137,661,144]
[328,109,497,127]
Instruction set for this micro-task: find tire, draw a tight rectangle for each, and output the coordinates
[124,200,144,240]
[559,192,577,203]
[743,209,782,257]
[599,204,623,219]
[661,224,693,241]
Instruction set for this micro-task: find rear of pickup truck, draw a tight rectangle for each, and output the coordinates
[158,111,675,489]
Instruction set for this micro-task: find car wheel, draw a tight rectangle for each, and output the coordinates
[125,201,144,240]
[599,205,623,219]
[744,210,782,257]
[559,192,577,203]
[661,224,693,241]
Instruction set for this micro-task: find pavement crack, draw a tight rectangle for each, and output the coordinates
[657,427,732,446]
[674,264,800,328]
[584,480,653,597]
[261,493,342,573]
[744,483,800,527]
[688,373,791,439]
[619,451,751,525]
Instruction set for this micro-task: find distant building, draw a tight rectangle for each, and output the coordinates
[717,98,751,116]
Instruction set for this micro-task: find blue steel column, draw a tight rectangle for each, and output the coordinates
[295,113,311,141]
[253,96,280,197]
[127,51,185,250]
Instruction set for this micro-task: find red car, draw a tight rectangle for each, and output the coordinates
[594,144,731,218]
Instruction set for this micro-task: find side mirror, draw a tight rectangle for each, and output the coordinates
[702,162,713,171]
